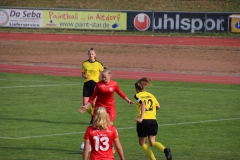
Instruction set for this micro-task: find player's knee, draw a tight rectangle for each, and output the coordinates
[139,141,145,146]
[148,141,154,147]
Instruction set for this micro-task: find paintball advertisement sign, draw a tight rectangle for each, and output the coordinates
[42,10,127,30]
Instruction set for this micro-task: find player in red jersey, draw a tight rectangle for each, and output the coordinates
[79,66,134,122]
[83,107,125,160]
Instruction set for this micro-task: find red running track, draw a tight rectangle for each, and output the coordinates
[0,64,240,84]
[0,32,240,46]
[0,33,240,84]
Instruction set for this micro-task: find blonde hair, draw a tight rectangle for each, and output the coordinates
[92,107,111,130]
[102,66,111,75]
[135,77,152,92]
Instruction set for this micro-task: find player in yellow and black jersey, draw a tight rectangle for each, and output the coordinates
[82,48,103,124]
[134,77,172,160]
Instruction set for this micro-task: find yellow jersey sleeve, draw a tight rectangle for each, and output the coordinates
[134,91,159,119]
[82,60,103,82]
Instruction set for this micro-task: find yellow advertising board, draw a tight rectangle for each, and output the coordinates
[231,14,240,32]
[42,10,126,30]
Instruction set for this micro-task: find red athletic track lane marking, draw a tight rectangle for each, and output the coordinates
[0,64,240,84]
[0,32,240,46]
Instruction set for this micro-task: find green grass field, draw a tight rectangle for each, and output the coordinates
[0,72,239,160]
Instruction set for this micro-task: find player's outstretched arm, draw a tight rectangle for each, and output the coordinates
[79,102,91,113]
[124,97,135,105]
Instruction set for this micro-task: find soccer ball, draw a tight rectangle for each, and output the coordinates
[79,142,92,153]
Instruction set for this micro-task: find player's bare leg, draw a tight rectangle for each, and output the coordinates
[83,97,94,124]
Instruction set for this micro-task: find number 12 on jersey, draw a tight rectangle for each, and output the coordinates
[144,99,153,111]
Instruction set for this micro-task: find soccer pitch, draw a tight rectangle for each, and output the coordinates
[0,72,239,160]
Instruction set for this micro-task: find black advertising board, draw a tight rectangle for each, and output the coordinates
[127,11,240,33]
[205,13,231,32]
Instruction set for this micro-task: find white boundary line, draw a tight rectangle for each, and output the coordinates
[122,84,240,92]
[0,79,238,92]
[0,83,80,89]
[0,79,81,83]
[0,118,239,140]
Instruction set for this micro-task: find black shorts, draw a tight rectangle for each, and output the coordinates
[137,119,158,137]
[83,80,97,97]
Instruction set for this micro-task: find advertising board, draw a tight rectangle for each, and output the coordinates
[0,9,42,28]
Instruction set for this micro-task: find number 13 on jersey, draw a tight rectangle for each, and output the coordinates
[93,136,110,151]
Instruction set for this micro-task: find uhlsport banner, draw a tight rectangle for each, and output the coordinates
[127,11,240,33]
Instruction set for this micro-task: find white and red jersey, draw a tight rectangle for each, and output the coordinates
[88,80,126,121]
[84,125,119,160]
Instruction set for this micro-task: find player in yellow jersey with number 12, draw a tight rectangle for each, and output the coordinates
[133,77,172,160]
[82,48,104,124]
